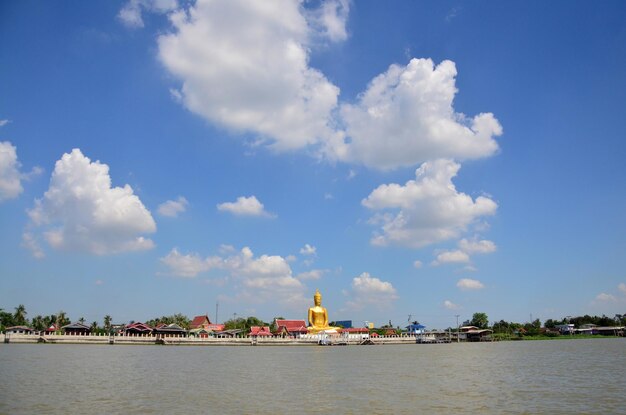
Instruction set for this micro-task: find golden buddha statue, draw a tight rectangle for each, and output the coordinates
[307,289,339,334]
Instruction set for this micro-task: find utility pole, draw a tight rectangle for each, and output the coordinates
[455,314,460,343]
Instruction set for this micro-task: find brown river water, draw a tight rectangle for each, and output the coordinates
[0,338,624,414]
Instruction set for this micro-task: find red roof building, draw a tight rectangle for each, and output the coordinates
[124,322,153,335]
[274,319,308,336]
[189,315,213,330]
[249,326,272,337]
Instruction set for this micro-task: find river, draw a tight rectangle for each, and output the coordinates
[0,338,624,414]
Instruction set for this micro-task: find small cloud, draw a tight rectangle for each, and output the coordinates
[324,193,333,200]
[95,279,104,286]
[618,283,626,295]
[445,6,462,22]
[158,196,188,217]
[456,278,484,291]
[217,195,274,217]
[300,244,317,256]
[347,169,356,180]
[458,238,497,255]
[296,269,325,281]
[432,250,470,266]
[219,244,235,255]
[285,254,297,263]
[413,260,423,269]
[0,119,10,127]
[118,0,178,28]
[21,232,44,259]
[443,300,460,310]
[595,293,617,302]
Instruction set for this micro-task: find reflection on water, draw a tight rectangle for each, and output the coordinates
[0,339,624,414]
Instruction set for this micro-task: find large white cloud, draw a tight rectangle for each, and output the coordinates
[362,159,497,248]
[160,246,306,307]
[25,149,156,256]
[158,0,340,151]
[335,58,502,170]
[345,272,398,311]
[0,141,23,202]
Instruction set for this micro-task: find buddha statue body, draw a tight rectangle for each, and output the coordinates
[307,289,339,334]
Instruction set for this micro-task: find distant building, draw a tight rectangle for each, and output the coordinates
[124,322,153,335]
[274,319,308,337]
[62,322,91,335]
[333,320,353,329]
[555,324,574,334]
[153,323,187,337]
[249,326,272,337]
[4,326,34,335]
[189,315,213,330]
[406,323,426,335]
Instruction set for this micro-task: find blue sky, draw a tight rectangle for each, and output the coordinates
[1,0,625,329]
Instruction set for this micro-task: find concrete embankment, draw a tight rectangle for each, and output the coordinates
[1,333,416,346]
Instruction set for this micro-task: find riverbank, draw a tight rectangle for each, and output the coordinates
[1,332,415,346]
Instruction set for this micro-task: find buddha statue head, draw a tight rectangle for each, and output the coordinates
[314,289,322,306]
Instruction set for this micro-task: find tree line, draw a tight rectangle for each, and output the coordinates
[3,305,624,336]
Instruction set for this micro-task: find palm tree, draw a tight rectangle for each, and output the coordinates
[78,317,86,324]
[14,304,27,326]
[57,311,70,328]
[103,315,112,333]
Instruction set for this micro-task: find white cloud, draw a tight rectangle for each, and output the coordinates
[118,0,178,28]
[296,269,325,281]
[432,250,470,266]
[308,0,350,42]
[362,159,497,248]
[160,248,221,278]
[157,196,188,217]
[158,0,340,152]
[217,195,274,217]
[160,246,306,308]
[413,260,423,269]
[618,283,626,295]
[25,149,156,256]
[300,243,317,256]
[595,293,617,302]
[0,141,23,202]
[21,232,44,259]
[458,238,497,254]
[345,272,398,311]
[0,119,10,127]
[456,278,484,291]
[335,58,502,170]
[443,300,460,310]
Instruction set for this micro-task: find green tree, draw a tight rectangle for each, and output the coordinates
[14,304,28,326]
[0,308,15,330]
[31,315,46,331]
[57,311,70,328]
[103,315,112,333]
[470,312,489,329]
[90,321,99,333]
